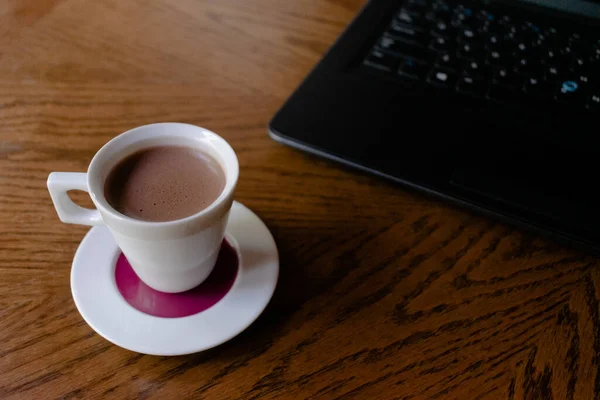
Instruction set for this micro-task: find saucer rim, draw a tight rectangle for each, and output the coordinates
[70,201,279,356]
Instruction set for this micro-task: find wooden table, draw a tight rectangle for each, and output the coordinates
[1,1,599,399]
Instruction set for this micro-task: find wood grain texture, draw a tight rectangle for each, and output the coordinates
[1,0,599,399]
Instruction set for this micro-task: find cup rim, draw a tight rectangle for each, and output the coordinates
[87,123,239,228]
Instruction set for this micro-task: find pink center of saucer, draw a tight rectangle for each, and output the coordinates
[115,240,239,318]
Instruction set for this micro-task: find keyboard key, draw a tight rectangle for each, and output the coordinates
[483,20,502,34]
[403,3,427,18]
[515,57,541,74]
[432,21,455,38]
[561,44,579,57]
[457,42,481,59]
[397,57,427,79]
[432,0,451,14]
[591,48,600,66]
[541,49,560,63]
[430,1,451,20]
[397,10,419,25]
[459,28,478,42]
[427,68,457,87]
[453,5,473,16]
[429,36,452,52]
[531,34,546,48]
[544,27,561,44]
[575,71,592,85]
[463,59,483,77]
[486,34,503,49]
[588,93,600,111]
[477,10,495,23]
[523,76,550,96]
[522,21,542,36]
[514,57,530,72]
[364,50,398,71]
[515,41,529,55]
[486,49,511,67]
[545,26,559,36]
[555,78,586,105]
[545,64,561,81]
[457,75,485,96]
[477,19,493,33]
[518,43,541,60]
[435,52,458,70]
[377,35,404,54]
[388,41,430,62]
[452,5,474,26]
[568,36,587,52]
[405,0,429,13]
[424,10,436,22]
[428,3,450,19]
[570,56,586,71]
[543,56,567,74]
[505,26,522,42]
[388,22,426,44]
[492,67,518,87]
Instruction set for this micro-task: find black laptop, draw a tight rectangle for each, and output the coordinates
[269,0,600,251]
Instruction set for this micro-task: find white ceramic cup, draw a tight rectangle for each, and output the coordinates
[47,123,239,293]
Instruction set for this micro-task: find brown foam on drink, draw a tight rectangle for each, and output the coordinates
[104,146,225,222]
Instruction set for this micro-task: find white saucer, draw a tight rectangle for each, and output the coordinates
[71,201,279,356]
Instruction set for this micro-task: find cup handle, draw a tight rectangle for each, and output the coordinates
[47,172,104,226]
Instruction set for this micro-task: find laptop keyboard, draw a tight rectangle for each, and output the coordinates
[363,0,600,112]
